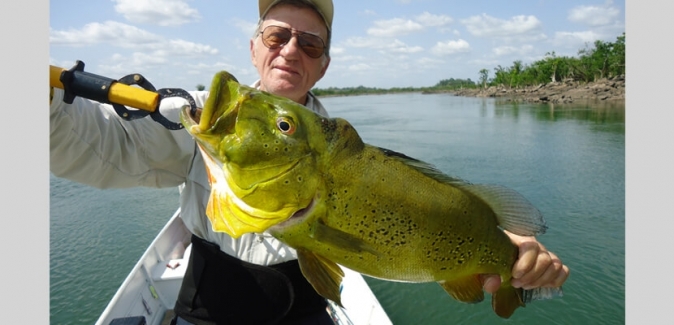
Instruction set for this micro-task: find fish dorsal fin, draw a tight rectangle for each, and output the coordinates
[378,147,468,184]
[459,184,547,236]
[296,248,345,307]
[377,146,547,236]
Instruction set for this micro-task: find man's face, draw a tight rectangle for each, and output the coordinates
[251,4,330,104]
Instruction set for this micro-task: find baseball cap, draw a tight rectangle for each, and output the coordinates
[259,0,334,31]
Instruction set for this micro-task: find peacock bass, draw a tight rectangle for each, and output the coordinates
[179,71,563,319]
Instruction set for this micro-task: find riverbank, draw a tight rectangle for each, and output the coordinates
[423,76,625,104]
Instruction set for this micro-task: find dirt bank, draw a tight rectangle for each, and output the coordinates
[425,76,625,104]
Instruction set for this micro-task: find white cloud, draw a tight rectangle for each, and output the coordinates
[50,21,159,47]
[431,39,471,56]
[342,36,422,54]
[388,39,424,53]
[461,14,546,42]
[165,39,219,56]
[552,30,602,49]
[329,46,346,55]
[113,0,201,26]
[492,44,534,57]
[568,0,621,27]
[416,57,445,69]
[367,18,424,37]
[331,54,365,62]
[348,63,373,72]
[344,36,376,48]
[50,21,218,57]
[232,18,258,37]
[415,12,453,27]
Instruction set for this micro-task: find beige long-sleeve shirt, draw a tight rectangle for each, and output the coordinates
[50,84,328,265]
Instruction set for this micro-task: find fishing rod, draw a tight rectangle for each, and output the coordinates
[50,60,197,130]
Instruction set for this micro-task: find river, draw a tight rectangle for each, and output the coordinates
[50,93,625,324]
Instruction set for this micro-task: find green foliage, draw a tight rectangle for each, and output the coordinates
[196,84,205,91]
[310,33,625,96]
[485,33,625,88]
[434,77,477,89]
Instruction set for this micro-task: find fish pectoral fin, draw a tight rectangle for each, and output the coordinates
[313,219,382,257]
[438,275,485,304]
[491,285,525,319]
[205,187,238,236]
[297,248,345,307]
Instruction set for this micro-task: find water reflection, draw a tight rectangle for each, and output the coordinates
[491,99,625,132]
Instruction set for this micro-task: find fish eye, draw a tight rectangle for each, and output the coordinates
[276,117,296,135]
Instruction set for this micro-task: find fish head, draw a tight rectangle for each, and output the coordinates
[180,71,361,238]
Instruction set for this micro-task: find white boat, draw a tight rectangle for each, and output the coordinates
[96,209,393,325]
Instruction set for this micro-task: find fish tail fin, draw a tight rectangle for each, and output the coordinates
[522,286,564,303]
[491,285,525,319]
[492,286,564,318]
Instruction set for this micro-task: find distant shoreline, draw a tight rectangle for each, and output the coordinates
[316,76,625,105]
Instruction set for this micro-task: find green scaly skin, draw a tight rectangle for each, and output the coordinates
[180,71,552,318]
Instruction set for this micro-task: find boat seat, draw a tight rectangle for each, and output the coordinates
[151,243,192,282]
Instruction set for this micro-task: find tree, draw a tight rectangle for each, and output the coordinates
[196,84,205,91]
[609,33,625,77]
[544,51,561,82]
[510,60,523,88]
[478,69,489,89]
[493,65,508,87]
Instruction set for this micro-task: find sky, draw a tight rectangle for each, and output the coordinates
[49,0,625,91]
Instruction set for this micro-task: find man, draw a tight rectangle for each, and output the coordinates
[50,0,569,324]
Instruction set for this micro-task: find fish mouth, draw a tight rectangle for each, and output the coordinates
[180,71,241,138]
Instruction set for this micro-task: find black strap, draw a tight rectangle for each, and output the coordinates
[173,235,327,325]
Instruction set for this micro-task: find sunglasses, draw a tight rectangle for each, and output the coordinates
[259,25,326,59]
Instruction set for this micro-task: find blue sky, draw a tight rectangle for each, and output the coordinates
[50,0,625,91]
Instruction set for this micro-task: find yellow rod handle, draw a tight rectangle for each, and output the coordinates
[49,65,159,112]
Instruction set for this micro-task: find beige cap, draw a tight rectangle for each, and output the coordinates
[259,0,334,31]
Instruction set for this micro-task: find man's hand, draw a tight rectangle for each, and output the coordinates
[480,230,569,294]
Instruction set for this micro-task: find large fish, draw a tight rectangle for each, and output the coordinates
[179,71,563,319]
